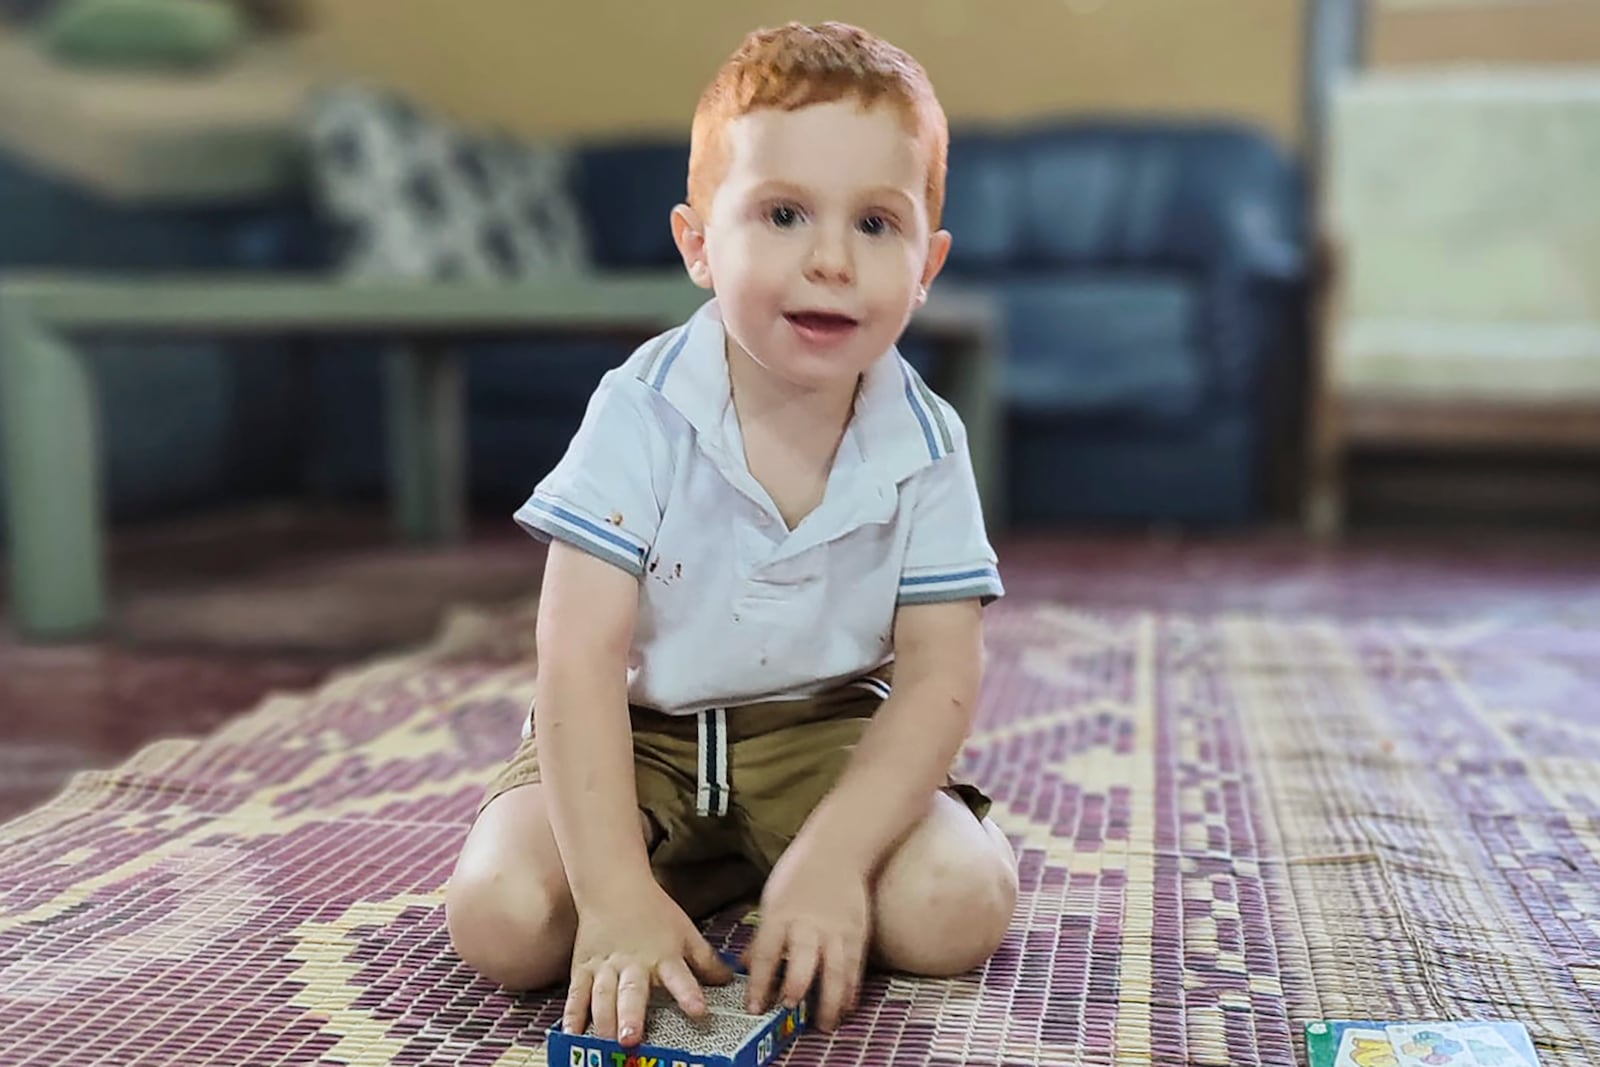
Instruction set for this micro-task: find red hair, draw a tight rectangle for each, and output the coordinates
[688,22,948,227]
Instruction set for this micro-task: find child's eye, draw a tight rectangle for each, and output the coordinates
[767,204,803,228]
[858,214,894,236]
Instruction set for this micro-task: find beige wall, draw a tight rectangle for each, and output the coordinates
[1371,0,1600,66]
[302,0,1305,144]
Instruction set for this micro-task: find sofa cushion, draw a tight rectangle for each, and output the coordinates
[40,0,248,71]
[997,274,1206,419]
[305,86,589,280]
[1012,123,1301,277]
[91,341,232,517]
[940,131,1024,274]
[1007,406,1258,526]
[303,335,628,505]
[572,140,689,269]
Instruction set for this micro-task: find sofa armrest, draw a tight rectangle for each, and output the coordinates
[1194,261,1307,405]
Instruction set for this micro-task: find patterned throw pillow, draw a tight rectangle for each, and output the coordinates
[304,85,589,280]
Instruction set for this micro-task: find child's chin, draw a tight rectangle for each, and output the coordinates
[770,361,862,395]
[798,352,873,385]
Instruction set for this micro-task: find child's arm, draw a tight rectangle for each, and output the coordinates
[795,596,984,874]
[534,541,732,1044]
[743,597,984,1027]
[533,540,652,899]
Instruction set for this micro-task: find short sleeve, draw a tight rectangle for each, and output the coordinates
[897,430,1004,606]
[513,373,668,578]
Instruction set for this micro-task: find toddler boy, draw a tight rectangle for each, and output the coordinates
[446,20,1017,1048]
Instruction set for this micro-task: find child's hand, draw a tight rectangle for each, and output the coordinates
[565,882,734,1047]
[743,837,870,1033]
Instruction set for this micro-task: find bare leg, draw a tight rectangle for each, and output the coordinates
[868,793,1018,976]
[446,785,757,990]
[445,785,652,990]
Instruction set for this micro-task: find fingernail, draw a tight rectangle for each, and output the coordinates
[620,1026,635,1041]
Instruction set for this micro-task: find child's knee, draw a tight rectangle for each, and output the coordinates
[875,861,1015,975]
[445,859,575,991]
[870,811,1017,976]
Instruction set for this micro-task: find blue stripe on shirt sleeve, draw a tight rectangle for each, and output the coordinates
[516,497,648,576]
[897,564,1004,606]
[900,566,999,587]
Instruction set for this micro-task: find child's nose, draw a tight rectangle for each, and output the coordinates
[803,225,854,285]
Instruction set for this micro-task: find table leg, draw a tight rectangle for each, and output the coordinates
[941,327,1007,535]
[1305,396,1346,542]
[0,299,108,638]
[1304,234,1346,541]
[384,341,465,544]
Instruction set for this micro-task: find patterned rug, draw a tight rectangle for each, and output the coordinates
[2,600,1597,1066]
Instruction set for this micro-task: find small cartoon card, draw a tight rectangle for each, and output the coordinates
[1305,1020,1540,1067]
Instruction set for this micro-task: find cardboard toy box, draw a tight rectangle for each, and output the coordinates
[548,971,810,1067]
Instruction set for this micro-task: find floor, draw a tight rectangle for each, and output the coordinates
[3,504,1598,822]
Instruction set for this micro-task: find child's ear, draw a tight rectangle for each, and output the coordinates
[915,229,952,307]
[671,204,713,290]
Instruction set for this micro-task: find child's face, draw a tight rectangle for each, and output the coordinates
[674,100,951,396]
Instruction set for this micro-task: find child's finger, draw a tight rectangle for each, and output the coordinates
[841,934,865,1019]
[591,965,619,1039]
[615,963,652,1047]
[686,934,734,986]
[816,935,854,1032]
[563,969,594,1035]
[780,929,820,1010]
[658,957,707,1019]
[743,923,786,1013]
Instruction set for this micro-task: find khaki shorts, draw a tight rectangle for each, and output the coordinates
[481,667,992,915]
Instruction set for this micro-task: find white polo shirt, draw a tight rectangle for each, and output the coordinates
[515,299,1003,715]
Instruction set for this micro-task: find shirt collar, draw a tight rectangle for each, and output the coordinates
[642,299,954,487]
[636,299,728,440]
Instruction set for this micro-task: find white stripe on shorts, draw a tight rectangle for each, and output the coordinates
[695,707,730,817]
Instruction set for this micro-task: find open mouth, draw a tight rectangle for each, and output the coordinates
[783,310,860,344]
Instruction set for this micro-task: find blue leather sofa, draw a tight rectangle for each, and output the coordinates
[941,122,1307,525]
